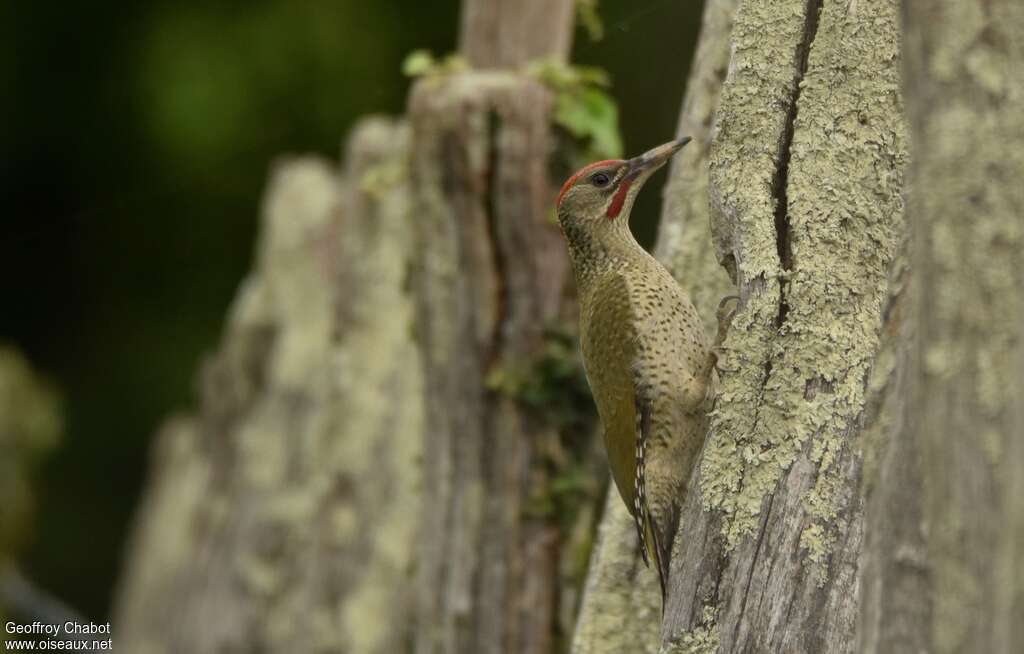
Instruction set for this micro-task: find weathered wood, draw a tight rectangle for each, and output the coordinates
[856,255,923,652]
[898,1,1024,652]
[113,119,424,654]
[570,493,661,654]
[459,0,575,69]
[654,0,739,344]
[408,71,570,654]
[661,0,908,651]
[408,4,578,651]
[116,1,581,650]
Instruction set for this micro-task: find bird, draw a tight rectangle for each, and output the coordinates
[556,138,722,600]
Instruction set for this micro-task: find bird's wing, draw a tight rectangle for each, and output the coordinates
[632,392,651,570]
[633,388,671,603]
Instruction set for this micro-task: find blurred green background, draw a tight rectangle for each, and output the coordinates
[0,0,702,620]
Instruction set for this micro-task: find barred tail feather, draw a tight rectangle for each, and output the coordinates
[647,514,672,606]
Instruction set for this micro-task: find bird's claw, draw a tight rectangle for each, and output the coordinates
[712,345,739,375]
[715,295,740,343]
[708,295,740,377]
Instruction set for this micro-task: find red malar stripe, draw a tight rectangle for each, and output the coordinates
[606,178,632,218]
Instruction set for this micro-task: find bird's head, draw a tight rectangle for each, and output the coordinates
[556,137,691,247]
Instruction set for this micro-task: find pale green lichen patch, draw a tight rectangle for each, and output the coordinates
[662,605,720,654]
[702,0,908,558]
[701,0,815,545]
[779,0,907,568]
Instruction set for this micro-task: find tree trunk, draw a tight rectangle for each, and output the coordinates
[408,74,567,654]
[871,1,1024,652]
[459,0,575,69]
[575,0,908,652]
[114,1,584,652]
[0,346,61,563]
[665,0,907,649]
[113,119,425,653]
[0,346,62,637]
[408,2,577,651]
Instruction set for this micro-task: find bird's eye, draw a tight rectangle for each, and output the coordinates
[590,172,611,187]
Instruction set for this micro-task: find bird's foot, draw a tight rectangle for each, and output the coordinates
[715,295,740,346]
[703,296,741,379]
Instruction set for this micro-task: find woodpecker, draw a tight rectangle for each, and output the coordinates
[557,138,718,599]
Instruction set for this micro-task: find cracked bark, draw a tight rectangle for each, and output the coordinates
[409,73,570,654]
[574,1,909,651]
[407,4,576,654]
[654,0,907,652]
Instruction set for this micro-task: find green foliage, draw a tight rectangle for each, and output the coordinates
[401,49,468,78]
[554,88,622,161]
[398,51,623,164]
[575,0,605,42]
[487,325,601,529]
[139,2,414,169]
[527,59,623,163]
[485,324,594,430]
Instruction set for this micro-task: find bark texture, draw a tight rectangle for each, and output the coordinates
[116,1,585,651]
[458,0,575,69]
[409,72,571,654]
[570,493,661,654]
[659,0,907,651]
[409,3,578,652]
[899,1,1024,652]
[114,119,425,654]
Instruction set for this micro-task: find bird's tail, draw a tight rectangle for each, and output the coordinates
[645,506,678,608]
[647,515,671,605]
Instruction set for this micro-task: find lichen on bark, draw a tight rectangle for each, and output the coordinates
[570,494,660,654]
[114,119,425,654]
[900,0,1024,651]
[660,0,908,651]
[702,0,907,564]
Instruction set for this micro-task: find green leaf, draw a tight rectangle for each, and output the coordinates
[554,87,623,160]
[526,59,609,92]
[575,0,605,42]
[402,49,436,77]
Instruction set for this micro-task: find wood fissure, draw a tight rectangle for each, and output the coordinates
[483,109,509,369]
[410,72,571,654]
[771,0,822,326]
[663,0,908,650]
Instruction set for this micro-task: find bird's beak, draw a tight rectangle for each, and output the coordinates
[624,137,692,179]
